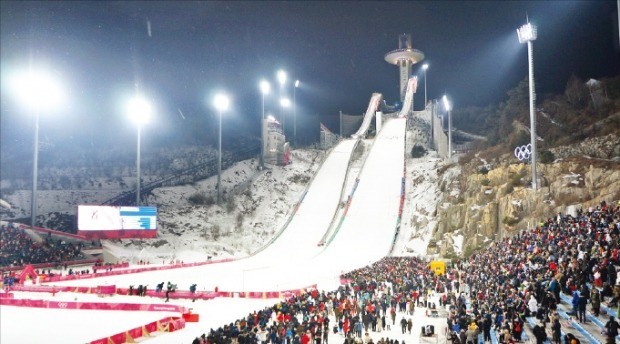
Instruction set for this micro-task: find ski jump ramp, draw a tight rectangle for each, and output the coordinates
[319,116,407,270]
[246,92,383,266]
[351,93,382,139]
[247,139,359,265]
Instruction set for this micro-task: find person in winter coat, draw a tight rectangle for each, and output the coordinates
[590,287,601,316]
[604,315,619,344]
[528,295,538,316]
[577,284,589,323]
[406,318,412,334]
[532,322,547,344]
[482,314,492,343]
[400,317,407,334]
[343,317,350,336]
[257,327,268,344]
[466,323,478,344]
[548,277,560,301]
[459,329,467,344]
[301,331,311,344]
[551,317,562,344]
[448,331,461,344]
[570,290,579,316]
[356,320,363,338]
[512,318,523,342]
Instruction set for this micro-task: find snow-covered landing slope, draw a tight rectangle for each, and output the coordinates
[241,117,407,288]
[246,139,359,266]
[321,117,407,266]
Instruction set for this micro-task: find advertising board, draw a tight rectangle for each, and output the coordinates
[77,205,157,239]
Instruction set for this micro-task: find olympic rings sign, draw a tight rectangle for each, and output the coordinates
[514,144,532,161]
[57,302,68,308]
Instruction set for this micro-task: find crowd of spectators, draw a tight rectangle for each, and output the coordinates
[191,256,449,344]
[0,222,84,268]
[3,197,619,344]
[449,200,620,343]
[191,200,620,344]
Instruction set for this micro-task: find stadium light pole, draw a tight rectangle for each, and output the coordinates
[517,21,538,190]
[214,93,230,204]
[443,95,452,160]
[10,68,65,230]
[422,64,429,109]
[277,70,287,133]
[293,79,300,147]
[259,80,270,169]
[280,97,291,149]
[127,96,152,206]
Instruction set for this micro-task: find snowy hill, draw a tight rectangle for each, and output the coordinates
[1,112,450,263]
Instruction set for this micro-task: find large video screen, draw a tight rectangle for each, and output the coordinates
[77,205,157,239]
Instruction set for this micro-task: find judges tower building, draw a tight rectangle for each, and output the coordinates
[385,34,425,105]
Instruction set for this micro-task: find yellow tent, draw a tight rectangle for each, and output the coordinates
[429,261,445,276]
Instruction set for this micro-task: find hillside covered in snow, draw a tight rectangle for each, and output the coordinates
[1,112,451,263]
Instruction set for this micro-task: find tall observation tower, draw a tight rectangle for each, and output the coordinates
[385,33,425,104]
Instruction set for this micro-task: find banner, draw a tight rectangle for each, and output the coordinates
[89,316,185,344]
[0,297,186,313]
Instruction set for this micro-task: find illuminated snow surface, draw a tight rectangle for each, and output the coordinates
[1,117,452,343]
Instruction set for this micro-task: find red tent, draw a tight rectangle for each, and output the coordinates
[18,265,38,284]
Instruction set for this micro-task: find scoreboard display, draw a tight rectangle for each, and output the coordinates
[77,205,157,239]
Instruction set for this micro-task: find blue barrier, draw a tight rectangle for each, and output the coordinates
[587,312,620,342]
[525,316,563,344]
[520,325,529,342]
[556,309,602,344]
[489,330,499,344]
[559,291,619,341]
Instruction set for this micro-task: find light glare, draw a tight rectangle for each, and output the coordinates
[127,96,152,125]
[214,93,230,111]
[442,95,451,111]
[11,69,65,112]
[280,98,291,108]
[277,70,287,85]
[259,80,270,95]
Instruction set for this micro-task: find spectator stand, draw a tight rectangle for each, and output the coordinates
[1,221,92,271]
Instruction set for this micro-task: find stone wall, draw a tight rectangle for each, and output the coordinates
[434,156,620,258]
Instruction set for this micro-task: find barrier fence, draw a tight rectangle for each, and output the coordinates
[8,283,317,300]
[1,258,100,273]
[89,316,185,344]
[3,258,235,287]
[0,297,186,313]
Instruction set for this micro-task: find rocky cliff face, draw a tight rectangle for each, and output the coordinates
[433,134,620,258]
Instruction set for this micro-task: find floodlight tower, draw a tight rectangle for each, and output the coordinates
[127,96,153,206]
[214,93,230,204]
[422,63,429,109]
[10,68,65,230]
[385,33,425,109]
[517,21,538,190]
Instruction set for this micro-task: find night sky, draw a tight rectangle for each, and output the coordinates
[1,1,619,150]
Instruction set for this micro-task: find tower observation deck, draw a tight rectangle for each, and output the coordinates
[385,33,424,105]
